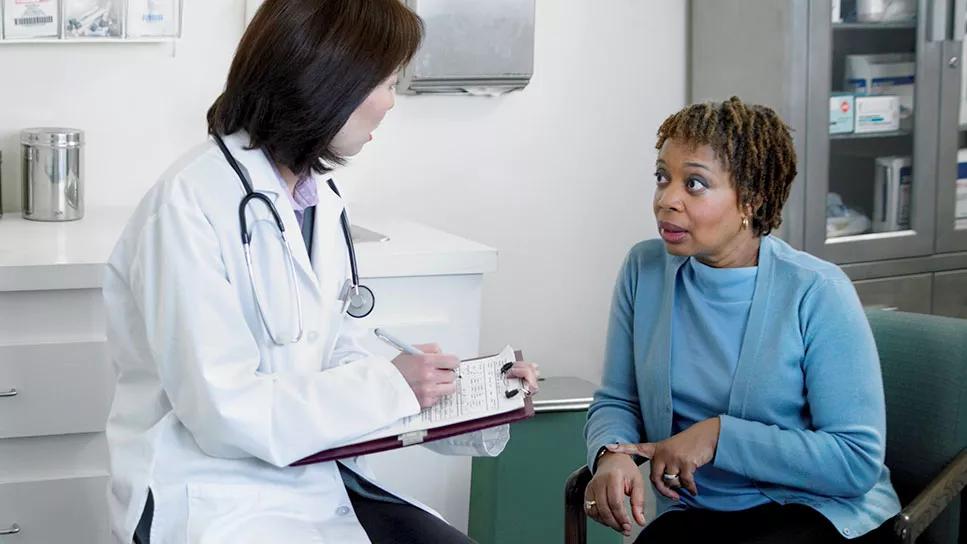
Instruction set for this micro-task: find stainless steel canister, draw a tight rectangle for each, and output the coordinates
[21,128,85,222]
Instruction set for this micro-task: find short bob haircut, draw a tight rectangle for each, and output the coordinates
[207,0,423,176]
[655,97,798,237]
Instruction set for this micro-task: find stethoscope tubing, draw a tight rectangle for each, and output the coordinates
[212,133,374,344]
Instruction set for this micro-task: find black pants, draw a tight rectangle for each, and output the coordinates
[347,488,476,544]
[132,488,474,544]
[634,503,890,544]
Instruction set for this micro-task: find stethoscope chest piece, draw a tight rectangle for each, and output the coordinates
[340,278,374,318]
[346,283,375,318]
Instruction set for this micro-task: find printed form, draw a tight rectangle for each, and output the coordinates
[345,345,525,445]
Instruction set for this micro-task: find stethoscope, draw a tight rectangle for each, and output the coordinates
[213,134,375,346]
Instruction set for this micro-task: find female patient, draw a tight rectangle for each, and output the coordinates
[583,97,899,543]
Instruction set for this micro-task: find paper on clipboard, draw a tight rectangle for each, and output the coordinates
[335,345,524,447]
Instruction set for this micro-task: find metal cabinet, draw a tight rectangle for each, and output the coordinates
[932,269,967,317]
[853,273,933,313]
[691,0,967,315]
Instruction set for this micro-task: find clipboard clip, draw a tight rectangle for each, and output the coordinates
[500,361,529,398]
[399,430,428,446]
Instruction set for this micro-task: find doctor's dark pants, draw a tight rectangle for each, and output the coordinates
[131,488,476,544]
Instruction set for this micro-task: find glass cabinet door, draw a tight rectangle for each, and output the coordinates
[805,0,940,264]
[935,0,967,253]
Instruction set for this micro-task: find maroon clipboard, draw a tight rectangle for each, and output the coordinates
[291,350,533,466]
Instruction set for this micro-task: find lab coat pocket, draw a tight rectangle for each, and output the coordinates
[187,482,325,544]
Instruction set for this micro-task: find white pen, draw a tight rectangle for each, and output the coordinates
[374,328,422,355]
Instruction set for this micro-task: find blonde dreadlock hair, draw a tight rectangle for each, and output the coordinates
[655,96,797,236]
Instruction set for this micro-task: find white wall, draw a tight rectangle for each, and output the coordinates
[342,0,687,383]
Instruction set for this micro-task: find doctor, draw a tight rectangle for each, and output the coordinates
[102,1,539,543]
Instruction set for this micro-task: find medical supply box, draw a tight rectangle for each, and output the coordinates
[830,94,855,134]
[855,95,901,133]
[845,53,915,129]
[873,156,912,232]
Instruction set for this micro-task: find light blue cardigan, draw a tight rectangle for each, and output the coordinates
[585,236,901,539]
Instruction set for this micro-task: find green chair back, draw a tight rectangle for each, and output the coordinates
[866,309,967,544]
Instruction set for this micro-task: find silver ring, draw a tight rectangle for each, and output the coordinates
[584,500,596,510]
[661,472,680,481]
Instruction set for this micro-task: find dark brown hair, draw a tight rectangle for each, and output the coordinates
[655,96,797,236]
[207,0,423,175]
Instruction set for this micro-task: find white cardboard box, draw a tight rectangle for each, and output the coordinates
[2,0,59,39]
[956,149,967,230]
[873,156,912,232]
[855,95,901,133]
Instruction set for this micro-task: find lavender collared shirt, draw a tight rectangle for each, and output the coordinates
[264,151,319,227]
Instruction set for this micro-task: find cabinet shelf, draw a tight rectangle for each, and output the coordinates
[832,21,916,30]
[830,129,911,140]
[0,38,174,45]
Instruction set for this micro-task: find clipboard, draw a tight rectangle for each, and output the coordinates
[291,350,535,466]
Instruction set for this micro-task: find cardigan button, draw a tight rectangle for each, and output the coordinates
[842,528,851,536]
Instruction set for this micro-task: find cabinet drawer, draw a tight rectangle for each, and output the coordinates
[932,270,967,318]
[0,433,108,482]
[853,273,933,314]
[0,475,110,544]
[0,289,104,344]
[0,341,115,438]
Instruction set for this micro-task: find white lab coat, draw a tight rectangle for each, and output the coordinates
[103,131,508,544]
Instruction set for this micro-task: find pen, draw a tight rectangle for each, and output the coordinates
[374,328,462,379]
[374,328,422,355]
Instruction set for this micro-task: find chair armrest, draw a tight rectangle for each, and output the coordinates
[565,465,593,544]
[893,449,967,544]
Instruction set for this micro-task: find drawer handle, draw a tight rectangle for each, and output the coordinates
[0,388,17,398]
[0,523,21,535]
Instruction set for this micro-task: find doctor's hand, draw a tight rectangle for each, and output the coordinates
[607,416,721,500]
[504,362,540,396]
[391,343,460,409]
[585,451,648,536]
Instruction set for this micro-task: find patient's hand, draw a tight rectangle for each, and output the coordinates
[584,452,648,537]
[608,416,721,501]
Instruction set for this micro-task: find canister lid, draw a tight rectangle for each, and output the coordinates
[20,128,85,147]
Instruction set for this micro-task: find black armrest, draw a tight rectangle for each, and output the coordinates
[893,449,967,544]
[565,465,593,544]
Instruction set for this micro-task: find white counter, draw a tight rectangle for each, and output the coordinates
[0,207,497,292]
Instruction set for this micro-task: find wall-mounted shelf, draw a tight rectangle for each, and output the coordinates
[830,129,912,140]
[833,21,917,30]
[0,38,172,45]
[1,0,183,44]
